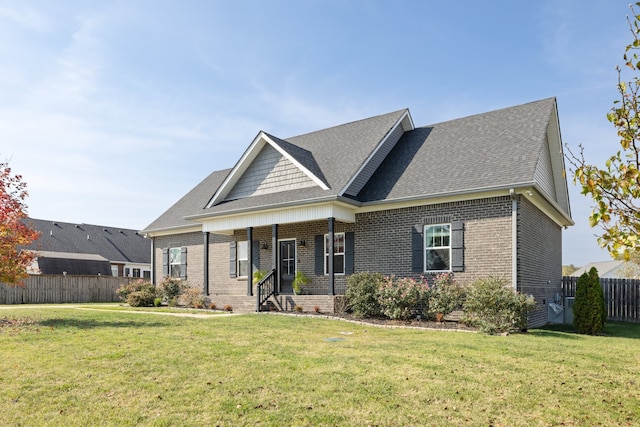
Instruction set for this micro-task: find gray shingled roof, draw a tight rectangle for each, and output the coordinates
[24,218,151,264]
[358,98,555,201]
[143,99,565,233]
[143,168,231,232]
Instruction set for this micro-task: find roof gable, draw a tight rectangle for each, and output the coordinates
[207,132,329,207]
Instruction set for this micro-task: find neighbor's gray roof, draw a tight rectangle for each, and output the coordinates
[143,98,563,233]
[24,218,151,264]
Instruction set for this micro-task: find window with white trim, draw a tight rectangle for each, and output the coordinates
[324,232,345,275]
[169,247,182,278]
[237,241,249,278]
[424,224,451,272]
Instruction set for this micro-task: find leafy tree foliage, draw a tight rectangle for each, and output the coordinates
[566,3,640,258]
[0,161,39,286]
[573,267,606,335]
[562,264,579,276]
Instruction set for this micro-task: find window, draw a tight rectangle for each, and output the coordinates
[132,268,141,278]
[169,247,182,278]
[424,224,451,272]
[324,232,345,275]
[237,241,249,277]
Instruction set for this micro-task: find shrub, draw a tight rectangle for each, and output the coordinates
[153,297,162,307]
[462,276,536,334]
[334,295,348,314]
[127,290,156,307]
[429,273,466,320]
[116,279,155,302]
[377,276,431,320]
[178,287,205,308]
[573,267,606,335]
[156,277,185,302]
[313,305,321,313]
[346,272,384,318]
[208,302,217,310]
[294,305,303,312]
[223,304,233,312]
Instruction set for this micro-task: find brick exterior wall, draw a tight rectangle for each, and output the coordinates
[354,197,513,287]
[152,195,564,326]
[517,197,563,327]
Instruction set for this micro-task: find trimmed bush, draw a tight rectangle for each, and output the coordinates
[116,279,155,302]
[429,273,465,320]
[377,276,431,321]
[127,290,156,307]
[156,277,185,302]
[346,272,384,318]
[462,276,536,334]
[178,287,206,308]
[573,267,606,335]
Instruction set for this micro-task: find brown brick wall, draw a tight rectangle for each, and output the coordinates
[517,197,563,327]
[354,197,513,287]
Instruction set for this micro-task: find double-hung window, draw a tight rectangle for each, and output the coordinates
[324,232,345,275]
[237,241,249,278]
[169,247,183,278]
[424,224,451,272]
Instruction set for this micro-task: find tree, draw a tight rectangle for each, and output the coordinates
[0,161,40,286]
[573,267,606,335]
[562,264,579,276]
[566,3,640,259]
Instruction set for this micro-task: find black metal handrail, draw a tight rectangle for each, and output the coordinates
[256,268,276,312]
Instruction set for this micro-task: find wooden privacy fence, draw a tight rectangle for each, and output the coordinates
[0,275,128,304]
[562,276,640,323]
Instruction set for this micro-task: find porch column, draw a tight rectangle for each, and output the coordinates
[203,232,210,295]
[150,237,156,285]
[328,217,335,296]
[272,224,278,295]
[247,226,253,296]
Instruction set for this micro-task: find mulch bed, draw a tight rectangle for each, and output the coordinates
[277,311,476,332]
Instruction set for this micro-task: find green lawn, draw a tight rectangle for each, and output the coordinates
[1,306,639,426]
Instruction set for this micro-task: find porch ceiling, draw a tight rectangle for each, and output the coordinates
[199,202,356,234]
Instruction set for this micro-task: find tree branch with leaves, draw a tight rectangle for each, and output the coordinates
[566,2,640,259]
[0,161,40,286]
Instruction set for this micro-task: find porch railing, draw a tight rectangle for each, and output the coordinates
[256,268,277,312]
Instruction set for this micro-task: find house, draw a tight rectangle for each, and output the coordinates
[24,218,151,278]
[570,260,640,279]
[142,98,573,327]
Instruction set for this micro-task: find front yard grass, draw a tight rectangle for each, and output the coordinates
[0,306,639,426]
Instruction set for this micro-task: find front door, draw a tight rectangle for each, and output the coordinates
[279,239,296,293]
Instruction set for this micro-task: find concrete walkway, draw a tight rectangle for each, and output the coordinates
[0,304,242,319]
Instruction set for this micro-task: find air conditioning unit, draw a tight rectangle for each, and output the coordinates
[564,297,575,324]
[547,302,564,324]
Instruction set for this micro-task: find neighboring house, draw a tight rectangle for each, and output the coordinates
[570,260,640,279]
[142,98,573,327]
[24,219,151,278]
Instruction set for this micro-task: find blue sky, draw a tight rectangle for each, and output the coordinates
[0,0,634,266]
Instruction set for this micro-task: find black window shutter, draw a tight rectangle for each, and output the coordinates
[162,248,169,277]
[345,232,354,274]
[451,221,464,272]
[180,247,187,280]
[252,240,260,272]
[411,225,424,273]
[314,235,324,275]
[229,241,237,278]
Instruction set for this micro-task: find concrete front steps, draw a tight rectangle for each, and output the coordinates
[206,293,339,314]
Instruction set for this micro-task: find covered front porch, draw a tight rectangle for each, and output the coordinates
[193,201,357,312]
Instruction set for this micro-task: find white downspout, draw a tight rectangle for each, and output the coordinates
[510,189,518,291]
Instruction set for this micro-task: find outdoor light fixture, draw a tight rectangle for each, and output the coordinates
[261,242,268,250]
[299,240,306,247]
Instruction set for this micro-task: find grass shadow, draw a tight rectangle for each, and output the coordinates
[37,318,169,329]
[537,321,640,339]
